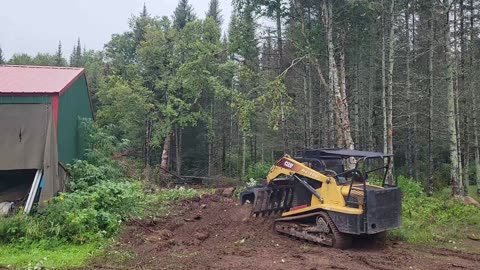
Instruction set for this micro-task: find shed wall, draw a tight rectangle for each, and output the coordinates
[0,96,51,104]
[57,75,93,164]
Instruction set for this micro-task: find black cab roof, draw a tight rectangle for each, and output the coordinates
[297,148,391,159]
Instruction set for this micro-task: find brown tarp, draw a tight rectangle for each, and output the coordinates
[0,104,64,202]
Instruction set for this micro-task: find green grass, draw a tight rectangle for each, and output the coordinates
[0,187,213,269]
[390,178,480,245]
[468,185,479,201]
[0,242,101,269]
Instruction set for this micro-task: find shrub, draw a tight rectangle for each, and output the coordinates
[67,119,124,192]
[391,175,480,243]
[0,180,144,244]
[245,162,272,183]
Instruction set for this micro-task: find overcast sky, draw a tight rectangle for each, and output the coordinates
[0,0,233,59]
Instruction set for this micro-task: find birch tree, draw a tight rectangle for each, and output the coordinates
[321,0,354,152]
[444,0,462,198]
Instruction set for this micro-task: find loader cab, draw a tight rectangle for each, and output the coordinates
[295,148,394,187]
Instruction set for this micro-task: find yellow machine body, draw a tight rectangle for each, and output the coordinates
[265,155,381,216]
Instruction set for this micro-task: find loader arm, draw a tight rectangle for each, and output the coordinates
[266,155,330,184]
[265,155,353,212]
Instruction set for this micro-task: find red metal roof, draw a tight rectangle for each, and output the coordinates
[0,65,85,95]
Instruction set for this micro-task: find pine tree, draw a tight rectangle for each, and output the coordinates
[76,38,82,65]
[0,45,4,64]
[70,44,76,66]
[206,0,222,25]
[131,3,154,46]
[141,2,148,17]
[173,0,196,29]
[70,38,83,67]
[55,41,65,66]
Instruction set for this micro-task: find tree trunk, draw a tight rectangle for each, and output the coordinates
[144,118,152,168]
[175,126,182,176]
[444,0,462,198]
[454,2,464,195]
[303,62,309,147]
[411,0,419,181]
[322,0,354,155]
[405,5,412,178]
[276,0,288,153]
[242,132,247,178]
[160,132,172,175]
[308,62,314,147]
[208,99,215,176]
[460,0,469,194]
[386,0,396,184]
[381,0,388,157]
[354,60,360,147]
[469,0,480,195]
[368,41,375,151]
[428,0,435,196]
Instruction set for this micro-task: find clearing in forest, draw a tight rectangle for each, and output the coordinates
[91,193,480,270]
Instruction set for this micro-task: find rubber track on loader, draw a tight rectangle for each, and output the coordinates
[273,211,352,249]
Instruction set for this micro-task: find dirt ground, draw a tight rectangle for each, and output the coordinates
[91,194,480,270]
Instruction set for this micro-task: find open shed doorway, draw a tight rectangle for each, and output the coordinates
[0,169,37,214]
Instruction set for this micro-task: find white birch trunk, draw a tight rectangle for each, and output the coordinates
[381,0,388,157]
[386,0,396,185]
[444,0,462,198]
[428,0,435,196]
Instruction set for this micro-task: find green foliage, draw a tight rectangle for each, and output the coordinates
[0,180,144,245]
[7,53,33,65]
[262,78,294,130]
[245,162,272,182]
[68,119,124,191]
[55,41,66,66]
[104,32,138,78]
[173,0,197,29]
[0,45,4,64]
[70,38,84,67]
[391,176,480,244]
[150,187,203,205]
[95,76,154,155]
[83,50,106,108]
[206,0,223,25]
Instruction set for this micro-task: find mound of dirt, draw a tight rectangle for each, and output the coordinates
[92,194,480,270]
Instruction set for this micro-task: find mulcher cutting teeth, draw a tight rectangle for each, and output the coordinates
[250,184,294,217]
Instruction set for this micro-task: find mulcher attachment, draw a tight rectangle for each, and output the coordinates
[249,184,295,217]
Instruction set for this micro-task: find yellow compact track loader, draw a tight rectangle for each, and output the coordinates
[240,149,402,249]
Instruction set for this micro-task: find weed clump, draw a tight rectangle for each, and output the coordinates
[392,175,480,243]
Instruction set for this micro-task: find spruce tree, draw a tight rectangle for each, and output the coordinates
[0,46,4,64]
[55,41,65,66]
[206,0,222,25]
[141,2,148,17]
[70,38,83,67]
[173,0,196,29]
[70,44,76,66]
[131,3,153,45]
[75,38,82,65]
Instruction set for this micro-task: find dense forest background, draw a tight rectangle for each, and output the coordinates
[2,0,480,198]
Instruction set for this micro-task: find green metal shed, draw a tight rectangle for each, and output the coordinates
[0,65,94,165]
[0,65,93,212]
